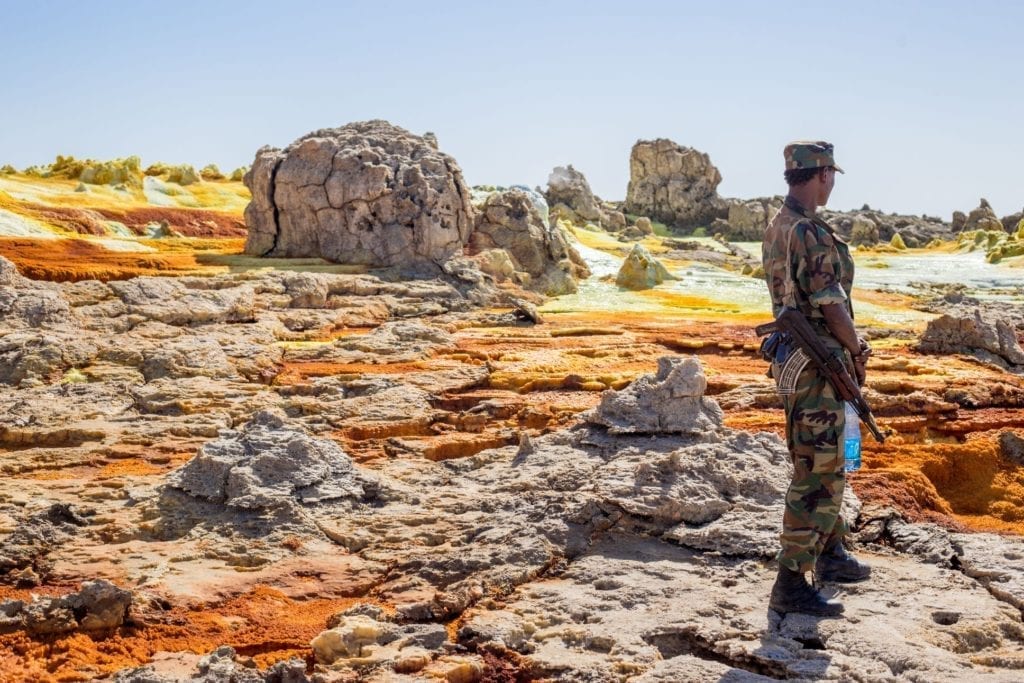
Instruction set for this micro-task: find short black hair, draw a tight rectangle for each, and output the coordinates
[784,167,829,187]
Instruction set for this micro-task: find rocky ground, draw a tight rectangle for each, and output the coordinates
[3,245,1024,681]
[3,122,1024,681]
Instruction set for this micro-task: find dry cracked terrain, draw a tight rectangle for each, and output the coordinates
[3,248,1024,682]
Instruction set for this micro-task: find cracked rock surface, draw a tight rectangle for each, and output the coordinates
[4,252,1024,681]
[244,120,474,271]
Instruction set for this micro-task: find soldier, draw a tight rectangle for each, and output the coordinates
[762,141,872,617]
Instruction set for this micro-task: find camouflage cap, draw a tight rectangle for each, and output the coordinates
[784,140,844,174]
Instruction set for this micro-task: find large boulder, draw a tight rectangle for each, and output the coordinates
[469,188,590,296]
[545,165,602,223]
[624,139,727,230]
[243,120,474,272]
[615,243,675,290]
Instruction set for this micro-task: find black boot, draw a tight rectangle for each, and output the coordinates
[769,566,844,617]
[817,542,871,583]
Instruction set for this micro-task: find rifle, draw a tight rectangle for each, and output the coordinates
[756,307,886,444]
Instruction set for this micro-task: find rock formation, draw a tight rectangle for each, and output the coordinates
[311,609,448,673]
[714,198,954,247]
[0,504,88,586]
[723,197,784,241]
[962,198,1004,232]
[112,646,308,683]
[918,310,1024,368]
[164,409,377,509]
[545,165,603,224]
[0,580,131,636]
[469,188,590,295]
[243,120,474,272]
[820,208,951,247]
[1001,209,1023,233]
[587,356,723,434]
[625,138,727,230]
[544,165,629,234]
[614,243,675,290]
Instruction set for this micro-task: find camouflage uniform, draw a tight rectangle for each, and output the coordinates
[762,141,855,574]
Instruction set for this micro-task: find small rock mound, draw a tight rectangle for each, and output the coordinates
[0,504,89,586]
[311,610,447,673]
[244,120,474,271]
[48,155,144,188]
[200,164,225,181]
[624,139,727,230]
[165,164,202,186]
[615,243,675,290]
[917,311,1024,368]
[165,410,377,509]
[113,646,308,683]
[0,579,131,636]
[587,356,724,434]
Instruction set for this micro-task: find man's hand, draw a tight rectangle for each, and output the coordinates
[854,337,872,386]
[853,354,867,386]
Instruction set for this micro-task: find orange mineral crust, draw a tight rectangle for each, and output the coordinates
[860,430,1024,533]
[0,237,244,281]
[0,587,385,682]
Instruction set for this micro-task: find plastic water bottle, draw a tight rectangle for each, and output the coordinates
[843,402,862,472]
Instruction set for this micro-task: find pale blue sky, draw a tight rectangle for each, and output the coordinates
[2,1,1021,218]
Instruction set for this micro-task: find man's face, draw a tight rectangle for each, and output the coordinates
[817,167,836,206]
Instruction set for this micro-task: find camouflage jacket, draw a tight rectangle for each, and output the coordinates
[762,196,854,328]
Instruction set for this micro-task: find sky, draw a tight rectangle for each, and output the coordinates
[1,0,1022,218]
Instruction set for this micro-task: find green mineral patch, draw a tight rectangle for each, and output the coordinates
[166,165,201,185]
[60,368,89,384]
[200,164,225,180]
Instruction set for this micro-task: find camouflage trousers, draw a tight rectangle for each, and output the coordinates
[775,358,849,574]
